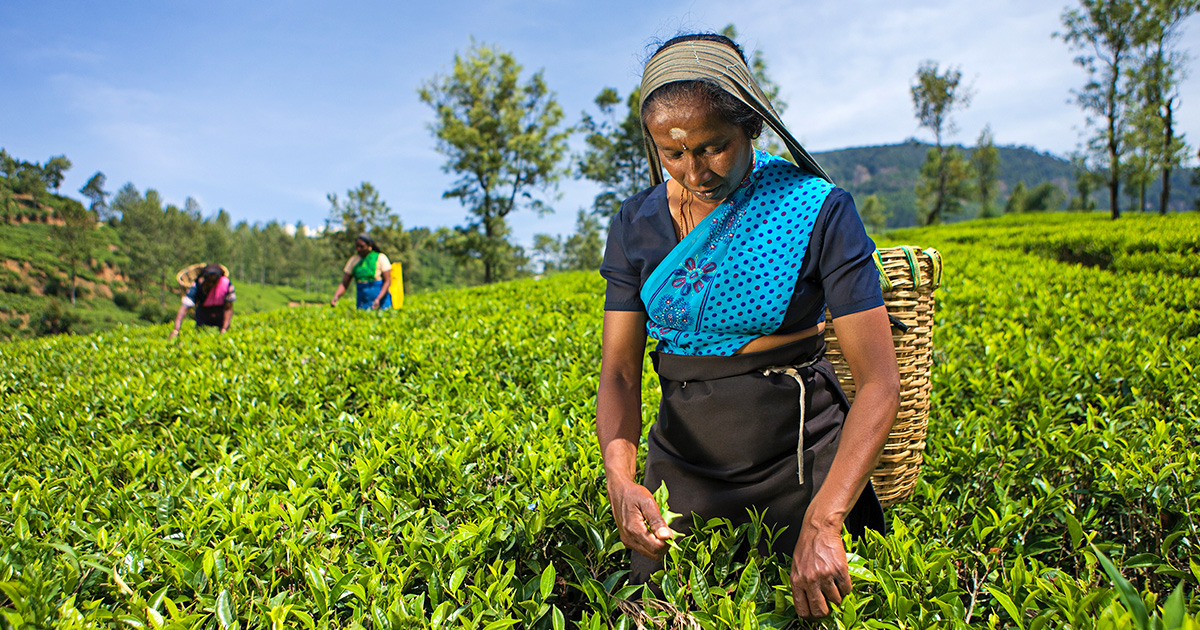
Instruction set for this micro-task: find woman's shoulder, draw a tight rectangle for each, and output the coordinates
[613,183,668,226]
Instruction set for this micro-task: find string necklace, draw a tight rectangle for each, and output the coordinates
[676,185,694,241]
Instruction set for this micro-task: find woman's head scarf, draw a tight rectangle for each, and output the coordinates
[639,37,832,187]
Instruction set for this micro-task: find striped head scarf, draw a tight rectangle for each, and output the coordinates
[639,37,832,187]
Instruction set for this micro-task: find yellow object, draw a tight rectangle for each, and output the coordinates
[388,261,404,308]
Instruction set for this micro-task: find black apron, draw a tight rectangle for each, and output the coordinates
[632,335,884,581]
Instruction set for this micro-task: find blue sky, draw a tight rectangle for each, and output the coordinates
[3,1,1198,245]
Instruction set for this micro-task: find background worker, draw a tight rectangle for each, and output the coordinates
[330,234,393,310]
[170,263,235,337]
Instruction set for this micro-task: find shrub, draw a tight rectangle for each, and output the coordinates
[137,301,172,324]
[31,299,78,336]
[112,290,140,311]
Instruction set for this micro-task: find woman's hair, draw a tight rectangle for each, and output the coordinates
[355,233,383,253]
[641,33,764,140]
[201,263,224,278]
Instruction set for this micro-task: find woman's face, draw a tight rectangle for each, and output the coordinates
[354,239,371,256]
[644,101,754,207]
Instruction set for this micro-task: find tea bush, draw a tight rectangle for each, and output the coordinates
[1,213,1197,628]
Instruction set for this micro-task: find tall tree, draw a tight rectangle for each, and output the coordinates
[326,181,406,259]
[1059,0,1139,219]
[911,61,974,225]
[42,156,72,194]
[49,199,97,306]
[1127,0,1198,214]
[419,41,569,283]
[577,87,651,218]
[971,126,1001,218]
[79,172,110,220]
[113,184,172,297]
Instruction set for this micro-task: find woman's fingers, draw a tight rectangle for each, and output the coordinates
[791,524,851,619]
[613,486,671,560]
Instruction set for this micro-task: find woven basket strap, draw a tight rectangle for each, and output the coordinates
[872,250,893,293]
[898,246,922,287]
[923,248,943,290]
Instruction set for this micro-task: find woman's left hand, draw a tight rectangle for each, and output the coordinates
[790,519,851,619]
[371,298,381,310]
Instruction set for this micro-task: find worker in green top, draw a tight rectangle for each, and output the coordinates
[330,234,393,310]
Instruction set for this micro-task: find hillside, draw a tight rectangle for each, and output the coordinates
[813,140,1200,227]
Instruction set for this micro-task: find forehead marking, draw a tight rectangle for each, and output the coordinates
[669,128,688,141]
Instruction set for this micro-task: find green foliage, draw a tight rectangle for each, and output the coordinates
[326,182,406,263]
[972,126,1001,218]
[911,61,972,151]
[2,213,1199,627]
[1058,0,1141,218]
[917,146,975,225]
[858,194,891,233]
[419,40,570,283]
[576,86,650,218]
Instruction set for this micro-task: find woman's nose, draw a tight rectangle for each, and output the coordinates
[683,155,709,187]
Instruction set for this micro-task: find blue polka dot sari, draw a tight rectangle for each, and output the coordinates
[640,150,834,356]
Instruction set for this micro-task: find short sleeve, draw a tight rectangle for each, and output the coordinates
[377,254,392,273]
[343,255,360,275]
[599,210,645,312]
[225,283,237,304]
[819,191,884,319]
[181,284,198,308]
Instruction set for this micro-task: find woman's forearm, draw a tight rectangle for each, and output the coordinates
[807,379,899,527]
[596,374,644,487]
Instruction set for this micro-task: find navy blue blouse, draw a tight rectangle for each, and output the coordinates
[600,183,883,335]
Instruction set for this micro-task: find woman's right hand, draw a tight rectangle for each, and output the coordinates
[608,479,674,560]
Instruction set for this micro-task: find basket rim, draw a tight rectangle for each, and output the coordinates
[175,263,230,287]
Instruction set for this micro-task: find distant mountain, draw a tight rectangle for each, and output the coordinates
[810,140,1199,227]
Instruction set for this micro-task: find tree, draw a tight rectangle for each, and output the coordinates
[577,87,651,217]
[911,61,974,224]
[49,199,97,306]
[915,147,974,224]
[561,210,604,271]
[1059,0,1140,219]
[113,184,172,296]
[858,194,891,231]
[1069,155,1102,210]
[79,172,110,221]
[1025,182,1068,212]
[1005,181,1029,214]
[419,41,569,283]
[530,234,562,275]
[972,126,1001,218]
[42,156,72,193]
[326,181,406,259]
[1126,0,1198,214]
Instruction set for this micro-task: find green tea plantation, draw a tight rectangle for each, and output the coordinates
[1,213,1198,629]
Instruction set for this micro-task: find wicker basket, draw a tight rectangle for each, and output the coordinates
[824,246,942,507]
[175,263,230,288]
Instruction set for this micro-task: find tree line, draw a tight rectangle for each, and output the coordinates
[909,0,1200,225]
